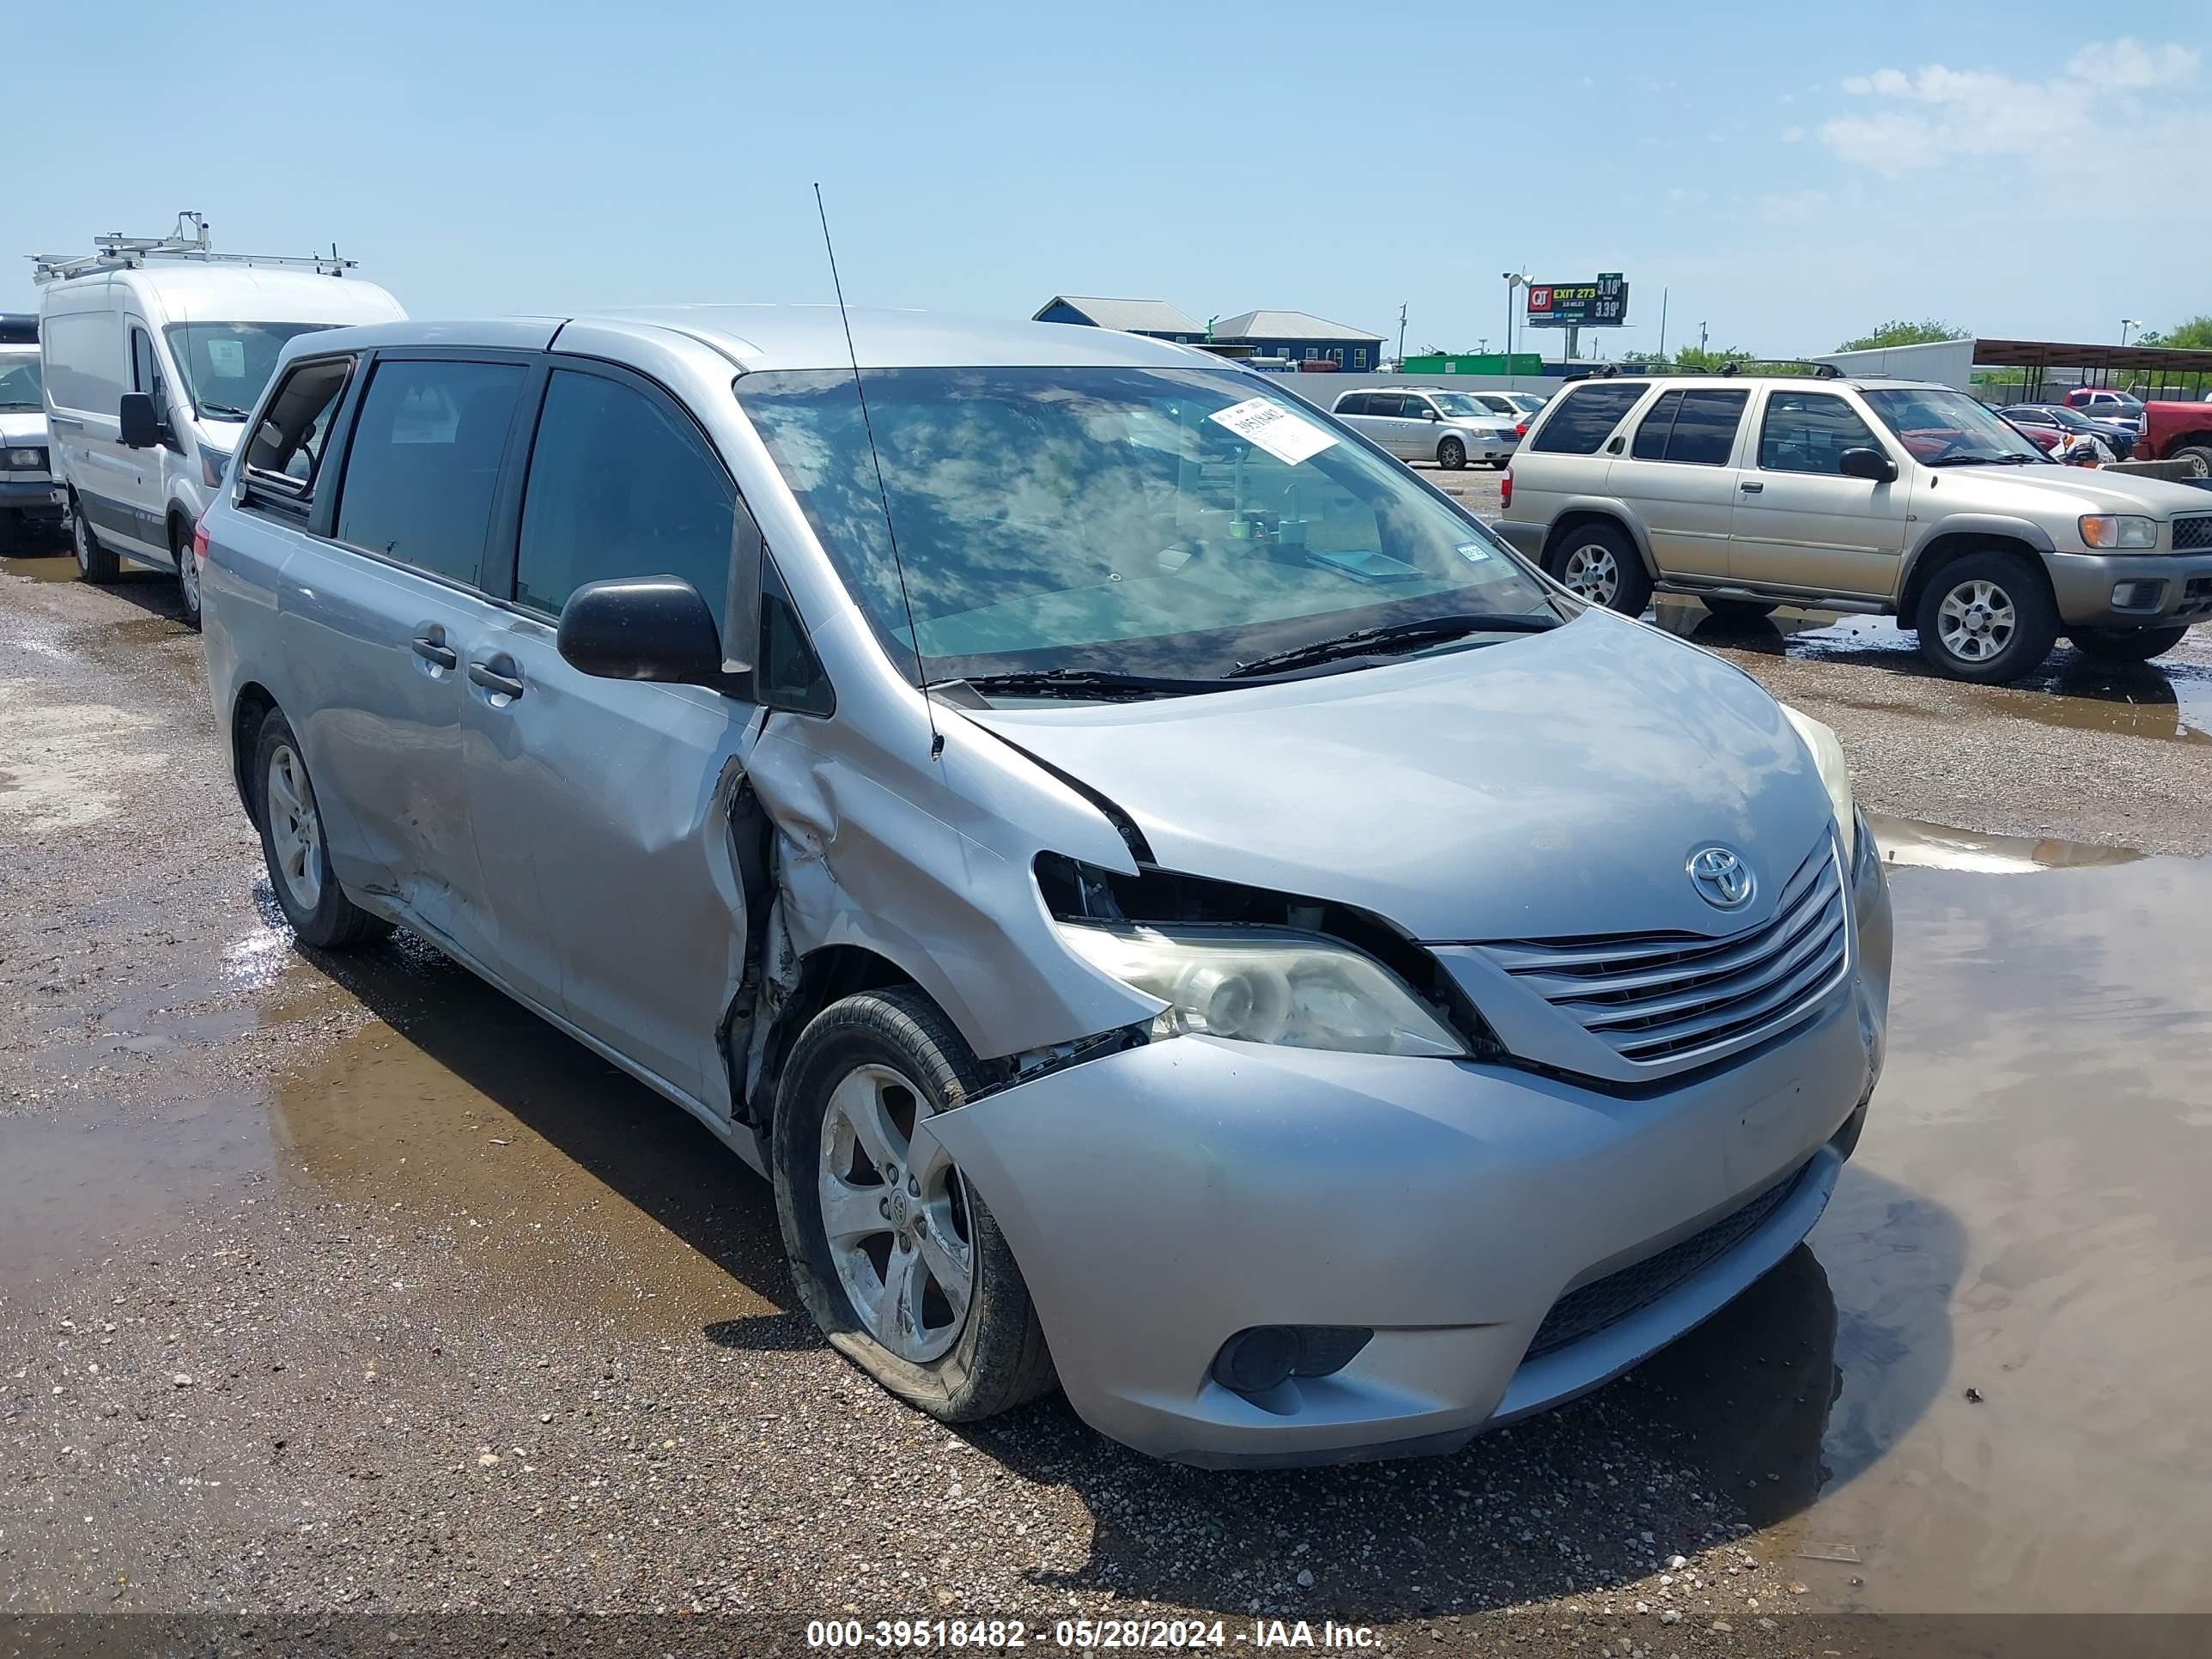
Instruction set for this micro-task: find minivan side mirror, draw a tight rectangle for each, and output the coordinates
[1423,407,1441,421]
[1838,447,1897,483]
[557,576,738,690]
[118,392,164,451]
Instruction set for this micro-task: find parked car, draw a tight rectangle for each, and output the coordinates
[38,249,404,625]
[1330,386,1517,469]
[1495,375,2212,682]
[1998,411,2065,454]
[2062,387,2147,432]
[2000,404,2135,460]
[0,315,63,553]
[2130,398,2212,477]
[199,308,1891,1467]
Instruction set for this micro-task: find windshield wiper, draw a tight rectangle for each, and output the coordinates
[198,401,251,419]
[1228,611,1560,678]
[1925,453,2040,467]
[943,668,1227,702]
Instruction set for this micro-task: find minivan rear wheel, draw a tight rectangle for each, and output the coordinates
[252,709,394,950]
[1913,551,2058,683]
[1546,522,1651,614]
[773,988,1054,1423]
[72,506,118,584]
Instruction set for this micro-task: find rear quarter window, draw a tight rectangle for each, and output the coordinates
[1528,382,1649,454]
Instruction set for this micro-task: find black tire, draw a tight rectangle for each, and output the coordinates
[1702,597,1778,623]
[1912,550,2058,684]
[772,988,1055,1423]
[71,502,119,583]
[2069,623,2191,664]
[1436,436,1467,471]
[251,708,392,950]
[1544,520,1653,615]
[2173,445,2212,480]
[172,520,203,631]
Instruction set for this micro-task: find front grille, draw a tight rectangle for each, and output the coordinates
[1524,1160,1809,1360]
[2175,517,2212,551]
[1481,838,1847,1066]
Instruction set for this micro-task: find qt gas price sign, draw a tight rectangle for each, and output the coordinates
[1524,274,1628,328]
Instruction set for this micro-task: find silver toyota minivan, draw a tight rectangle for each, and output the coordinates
[199,307,1892,1468]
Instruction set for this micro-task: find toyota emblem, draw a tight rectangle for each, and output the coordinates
[1687,845,1755,909]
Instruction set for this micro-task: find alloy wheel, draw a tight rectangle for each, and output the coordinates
[1936,578,2016,664]
[1561,543,1621,605]
[817,1062,975,1363]
[73,514,92,576]
[264,744,324,913]
[178,534,202,618]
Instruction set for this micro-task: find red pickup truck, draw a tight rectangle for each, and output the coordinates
[2131,401,2212,477]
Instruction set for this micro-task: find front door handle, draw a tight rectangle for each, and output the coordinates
[1738,481,1765,494]
[469,657,525,700]
[412,632,459,670]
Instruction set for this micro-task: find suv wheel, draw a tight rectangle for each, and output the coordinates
[1546,522,1651,614]
[1914,551,2058,683]
[773,988,1055,1423]
[2069,624,2190,664]
[1436,436,1467,470]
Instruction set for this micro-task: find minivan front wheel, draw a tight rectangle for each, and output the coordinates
[1915,551,2057,683]
[774,988,1054,1423]
[1436,436,1467,470]
[1547,523,1651,614]
[252,710,393,950]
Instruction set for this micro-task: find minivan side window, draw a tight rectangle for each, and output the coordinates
[514,368,736,623]
[1631,388,1749,466]
[1528,382,1648,453]
[243,356,355,501]
[1758,391,1881,476]
[336,359,525,586]
[1336,393,1372,416]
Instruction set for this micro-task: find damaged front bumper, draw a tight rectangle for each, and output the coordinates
[923,861,1891,1468]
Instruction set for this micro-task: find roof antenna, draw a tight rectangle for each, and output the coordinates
[813,183,942,763]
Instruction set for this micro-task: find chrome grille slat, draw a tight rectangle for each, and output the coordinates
[1482,837,1849,1068]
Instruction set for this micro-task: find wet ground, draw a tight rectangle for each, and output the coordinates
[4,544,2210,1650]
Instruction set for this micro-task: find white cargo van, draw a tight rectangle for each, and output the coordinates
[36,216,404,625]
[1,314,63,553]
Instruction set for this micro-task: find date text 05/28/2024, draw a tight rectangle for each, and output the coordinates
[805,1618,1381,1650]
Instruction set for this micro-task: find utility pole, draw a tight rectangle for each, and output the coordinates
[1698,319,1709,356]
[1657,286,1668,360]
[2120,318,2142,346]
[1397,303,1408,366]
[1502,272,1530,370]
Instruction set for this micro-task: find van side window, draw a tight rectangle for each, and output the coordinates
[1528,382,1647,453]
[759,552,835,717]
[243,356,355,501]
[1758,392,1881,476]
[514,369,736,623]
[336,359,525,587]
[130,327,165,406]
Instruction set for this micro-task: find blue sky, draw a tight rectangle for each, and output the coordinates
[9,2,2206,356]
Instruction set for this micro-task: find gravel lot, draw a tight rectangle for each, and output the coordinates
[4,537,2209,1657]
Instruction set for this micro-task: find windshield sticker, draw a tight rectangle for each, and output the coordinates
[206,338,246,376]
[1455,540,1494,564]
[1208,397,1339,466]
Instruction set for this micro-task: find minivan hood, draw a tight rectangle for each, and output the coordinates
[962,611,1835,942]
[1936,463,2212,517]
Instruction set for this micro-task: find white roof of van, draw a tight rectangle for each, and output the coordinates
[45,264,405,328]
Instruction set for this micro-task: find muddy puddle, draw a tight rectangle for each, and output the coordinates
[3,822,2208,1611]
[0,550,78,584]
[1651,599,2212,744]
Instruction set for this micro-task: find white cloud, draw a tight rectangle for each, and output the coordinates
[1782,125,1805,143]
[1820,38,2200,175]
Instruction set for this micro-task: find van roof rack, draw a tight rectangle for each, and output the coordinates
[30,210,356,285]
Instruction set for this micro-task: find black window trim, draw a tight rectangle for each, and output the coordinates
[238,350,363,522]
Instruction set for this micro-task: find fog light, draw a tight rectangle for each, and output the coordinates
[1210,1325,1374,1396]
[2111,579,2165,609]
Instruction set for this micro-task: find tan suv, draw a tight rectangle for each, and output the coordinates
[1494,373,2212,682]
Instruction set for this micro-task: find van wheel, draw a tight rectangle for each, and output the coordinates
[2068,624,2190,663]
[773,988,1055,1423]
[72,507,118,583]
[252,709,393,950]
[1546,522,1651,614]
[1436,436,1468,470]
[1702,597,1778,623]
[173,521,203,631]
[1914,551,2057,683]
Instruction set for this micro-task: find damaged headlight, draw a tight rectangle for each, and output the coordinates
[1054,921,1468,1058]
[1780,703,1856,866]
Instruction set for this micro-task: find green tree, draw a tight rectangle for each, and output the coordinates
[2135,315,2212,349]
[1835,319,1970,351]
[1671,344,1752,372]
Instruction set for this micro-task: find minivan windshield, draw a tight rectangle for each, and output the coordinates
[1428,393,1495,418]
[1862,386,2049,466]
[0,352,40,410]
[735,367,1559,689]
[163,323,336,421]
